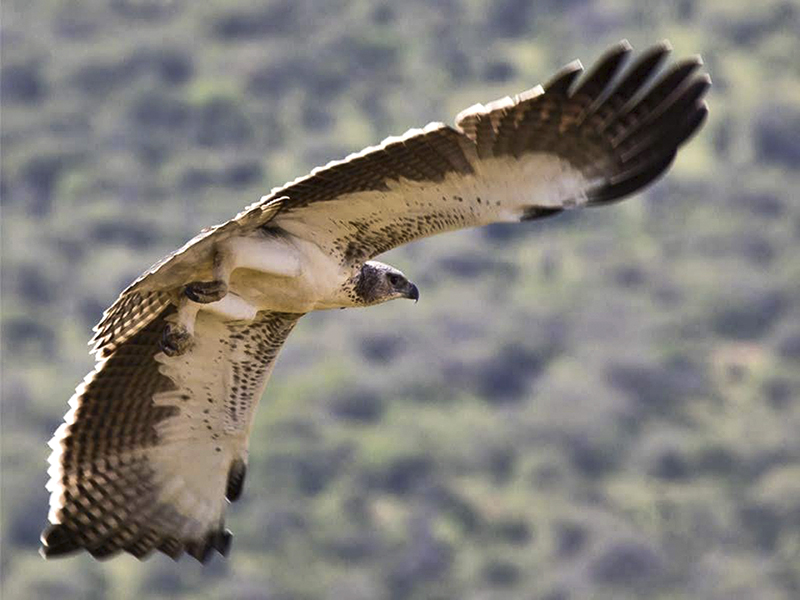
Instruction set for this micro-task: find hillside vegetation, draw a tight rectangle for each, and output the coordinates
[2,1,799,598]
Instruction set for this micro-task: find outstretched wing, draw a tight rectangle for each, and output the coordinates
[266,40,708,265]
[42,308,302,562]
[89,41,708,354]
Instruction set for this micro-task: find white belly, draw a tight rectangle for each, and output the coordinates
[227,235,350,314]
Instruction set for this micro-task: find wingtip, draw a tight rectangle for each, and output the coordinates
[568,58,584,71]
[544,59,584,95]
[40,524,81,559]
[596,39,633,62]
[644,40,672,64]
[654,39,673,53]
[684,54,704,68]
[616,39,633,53]
[185,529,234,563]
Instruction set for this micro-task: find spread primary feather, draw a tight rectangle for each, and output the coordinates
[43,41,709,562]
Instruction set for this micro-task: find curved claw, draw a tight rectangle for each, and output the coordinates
[185,280,228,304]
[160,323,193,356]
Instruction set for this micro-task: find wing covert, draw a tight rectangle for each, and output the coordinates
[87,41,707,356]
[260,41,707,265]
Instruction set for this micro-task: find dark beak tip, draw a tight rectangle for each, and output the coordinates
[408,283,420,303]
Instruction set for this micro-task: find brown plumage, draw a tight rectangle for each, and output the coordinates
[43,41,709,562]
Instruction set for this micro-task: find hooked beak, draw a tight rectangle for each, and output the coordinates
[405,282,420,303]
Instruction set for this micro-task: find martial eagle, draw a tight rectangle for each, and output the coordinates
[42,41,709,562]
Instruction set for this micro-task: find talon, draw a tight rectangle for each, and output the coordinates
[161,323,193,356]
[185,280,228,304]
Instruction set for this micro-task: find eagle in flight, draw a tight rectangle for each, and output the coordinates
[42,41,709,562]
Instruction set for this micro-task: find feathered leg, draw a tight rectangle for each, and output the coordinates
[161,297,200,356]
[161,293,259,356]
[161,234,301,356]
[184,246,233,304]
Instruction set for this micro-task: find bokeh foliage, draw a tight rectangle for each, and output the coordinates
[2,0,799,598]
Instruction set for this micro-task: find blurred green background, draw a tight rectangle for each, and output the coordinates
[2,0,799,598]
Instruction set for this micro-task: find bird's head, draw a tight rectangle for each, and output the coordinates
[352,261,419,306]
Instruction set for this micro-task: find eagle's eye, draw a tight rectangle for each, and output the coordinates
[388,274,401,287]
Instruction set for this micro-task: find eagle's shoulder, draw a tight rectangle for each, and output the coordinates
[90,201,284,357]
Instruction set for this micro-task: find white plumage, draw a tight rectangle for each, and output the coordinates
[42,41,709,562]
